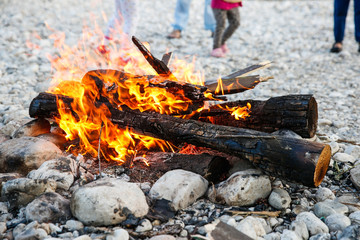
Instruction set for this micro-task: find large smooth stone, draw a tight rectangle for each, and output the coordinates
[0,137,61,175]
[70,178,148,226]
[149,169,208,211]
[27,156,76,191]
[207,169,271,206]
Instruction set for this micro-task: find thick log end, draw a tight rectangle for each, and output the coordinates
[307,96,318,138]
[313,144,331,187]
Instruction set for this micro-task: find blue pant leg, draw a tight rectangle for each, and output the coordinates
[354,0,360,42]
[172,0,192,31]
[334,0,350,43]
[204,0,216,32]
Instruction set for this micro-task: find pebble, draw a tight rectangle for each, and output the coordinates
[296,212,329,235]
[280,229,301,240]
[135,219,152,232]
[65,219,84,231]
[315,187,335,202]
[290,220,309,240]
[325,213,351,232]
[313,200,348,218]
[268,188,291,210]
[333,152,356,164]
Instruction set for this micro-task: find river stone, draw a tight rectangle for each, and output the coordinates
[349,211,360,225]
[325,213,351,232]
[350,165,360,190]
[281,229,301,240]
[264,232,281,240]
[314,199,348,218]
[235,216,266,239]
[0,172,21,186]
[27,156,76,190]
[296,212,329,235]
[70,177,148,226]
[25,192,71,223]
[290,220,309,240]
[308,233,331,240]
[149,169,208,210]
[12,118,51,138]
[36,133,67,150]
[333,152,356,164]
[0,137,61,175]
[268,188,291,210]
[1,178,57,209]
[106,228,129,240]
[65,219,84,231]
[207,169,271,206]
[337,225,360,239]
[315,187,335,202]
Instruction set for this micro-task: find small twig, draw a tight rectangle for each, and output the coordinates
[98,122,104,178]
[340,202,360,209]
[227,210,281,218]
[215,134,276,139]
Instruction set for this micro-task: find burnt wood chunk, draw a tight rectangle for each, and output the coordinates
[29,92,330,187]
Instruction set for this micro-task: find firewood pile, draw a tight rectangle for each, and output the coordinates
[28,37,331,187]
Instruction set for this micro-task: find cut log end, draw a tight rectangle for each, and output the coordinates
[313,144,331,187]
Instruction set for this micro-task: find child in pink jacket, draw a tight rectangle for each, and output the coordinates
[211,0,242,57]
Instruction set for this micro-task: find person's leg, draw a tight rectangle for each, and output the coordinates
[204,0,216,33]
[173,0,191,31]
[105,0,122,40]
[211,8,226,57]
[354,0,360,43]
[221,8,240,45]
[333,0,350,43]
[120,0,139,38]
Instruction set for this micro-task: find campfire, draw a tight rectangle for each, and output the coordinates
[29,36,330,187]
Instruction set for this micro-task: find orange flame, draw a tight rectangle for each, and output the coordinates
[31,17,211,164]
[223,102,252,120]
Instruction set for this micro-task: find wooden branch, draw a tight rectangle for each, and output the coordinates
[205,75,261,95]
[161,52,173,66]
[29,92,331,187]
[197,95,318,138]
[132,36,174,77]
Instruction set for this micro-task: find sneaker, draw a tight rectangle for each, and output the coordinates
[221,44,229,54]
[167,30,181,39]
[211,48,226,58]
[330,42,342,53]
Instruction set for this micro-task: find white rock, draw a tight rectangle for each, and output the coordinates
[0,222,6,234]
[236,216,266,239]
[333,152,356,164]
[148,235,176,240]
[325,213,351,232]
[135,219,152,232]
[70,177,148,226]
[308,233,331,240]
[296,212,329,235]
[264,232,281,240]
[350,165,360,190]
[149,169,208,210]
[349,211,360,224]
[280,229,301,240]
[329,142,339,155]
[65,219,84,231]
[315,187,335,202]
[207,169,271,206]
[268,188,291,210]
[28,156,76,191]
[290,220,309,240]
[106,229,129,240]
[74,235,92,240]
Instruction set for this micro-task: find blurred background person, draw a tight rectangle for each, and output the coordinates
[330,0,360,53]
[167,0,215,39]
[210,0,242,58]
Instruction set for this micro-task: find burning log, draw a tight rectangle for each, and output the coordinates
[197,94,318,138]
[29,92,331,187]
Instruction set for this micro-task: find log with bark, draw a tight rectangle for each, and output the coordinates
[29,92,331,187]
[197,94,318,138]
[30,92,317,139]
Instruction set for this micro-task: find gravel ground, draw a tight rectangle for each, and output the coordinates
[1,1,360,239]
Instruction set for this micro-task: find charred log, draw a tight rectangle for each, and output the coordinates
[197,95,318,138]
[29,92,330,187]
